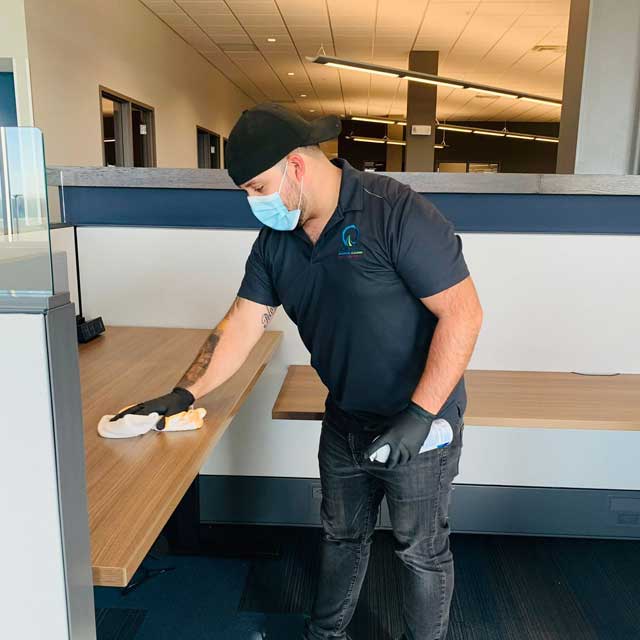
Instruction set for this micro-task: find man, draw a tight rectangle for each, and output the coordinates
[113,103,483,639]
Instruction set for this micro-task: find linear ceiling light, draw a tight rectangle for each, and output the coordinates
[506,132,535,140]
[473,129,505,137]
[438,125,472,134]
[308,55,562,107]
[437,124,558,143]
[352,136,386,144]
[405,76,463,89]
[351,136,406,145]
[519,96,562,107]
[395,121,406,126]
[324,61,399,78]
[470,87,517,99]
[352,116,396,124]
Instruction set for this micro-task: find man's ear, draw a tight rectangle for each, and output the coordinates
[286,152,306,182]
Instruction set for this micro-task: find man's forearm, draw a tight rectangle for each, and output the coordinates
[410,315,481,416]
[176,300,272,400]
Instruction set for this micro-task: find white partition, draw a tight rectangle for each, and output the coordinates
[74,226,640,489]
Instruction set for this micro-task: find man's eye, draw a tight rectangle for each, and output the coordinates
[255,186,263,193]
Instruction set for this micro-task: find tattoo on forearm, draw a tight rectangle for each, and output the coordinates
[262,306,276,328]
[176,329,222,388]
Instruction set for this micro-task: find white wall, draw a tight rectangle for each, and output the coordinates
[70,225,640,490]
[23,0,254,167]
[0,314,70,639]
[0,0,34,125]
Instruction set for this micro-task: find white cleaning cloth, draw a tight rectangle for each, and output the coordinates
[98,407,207,439]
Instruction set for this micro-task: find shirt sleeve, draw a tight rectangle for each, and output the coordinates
[390,188,470,299]
[237,229,281,307]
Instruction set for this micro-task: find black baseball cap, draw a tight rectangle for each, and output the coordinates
[226,102,342,186]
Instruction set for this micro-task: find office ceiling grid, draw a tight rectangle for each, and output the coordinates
[140,0,570,122]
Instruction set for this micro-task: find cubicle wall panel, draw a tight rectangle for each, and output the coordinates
[76,227,640,374]
[0,314,69,640]
[74,226,640,491]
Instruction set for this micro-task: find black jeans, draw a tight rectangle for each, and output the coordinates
[304,409,464,640]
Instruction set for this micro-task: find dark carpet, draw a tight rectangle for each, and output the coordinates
[95,607,147,640]
[239,528,640,640]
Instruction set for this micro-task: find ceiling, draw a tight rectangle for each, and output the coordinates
[139,0,570,122]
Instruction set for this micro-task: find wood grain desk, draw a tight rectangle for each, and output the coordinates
[272,366,640,431]
[79,326,281,587]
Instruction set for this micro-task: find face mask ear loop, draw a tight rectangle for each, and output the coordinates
[297,175,304,210]
[277,162,288,193]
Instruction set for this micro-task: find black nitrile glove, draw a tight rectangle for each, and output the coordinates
[364,401,437,469]
[109,386,195,430]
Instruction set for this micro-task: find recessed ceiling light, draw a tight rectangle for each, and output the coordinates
[287,72,295,76]
[300,93,307,97]
[267,37,276,42]
[309,109,316,112]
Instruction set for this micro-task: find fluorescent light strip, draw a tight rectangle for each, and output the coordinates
[506,133,535,140]
[437,125,472,134]
[519,96,562,107]
[325,62,399,78]
[471,87,517,99]
[434,144,445,149]
[311,55,562,107]
[535,137,560,143]
[395,121,407,126]
[404,75,463,89]
[352,136,386,144]
[352,116,395,124]
[352,136,405,145]
[473,129,505,137]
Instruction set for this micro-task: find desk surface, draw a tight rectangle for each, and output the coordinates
[80,326,281,587]
[272,366,640,431]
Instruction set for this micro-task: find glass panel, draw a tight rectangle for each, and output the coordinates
[132,104,152,167]
[0,127,53,296]
[469,162,499,173]
[438,162,467,173]
[102,95,124,167]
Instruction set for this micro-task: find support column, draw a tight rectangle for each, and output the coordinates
[405,51,438,171]
[557,0,640,174]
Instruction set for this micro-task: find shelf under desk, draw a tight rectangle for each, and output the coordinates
[272,365,640,431]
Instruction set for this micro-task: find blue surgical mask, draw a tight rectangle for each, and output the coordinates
[247,163,303,231]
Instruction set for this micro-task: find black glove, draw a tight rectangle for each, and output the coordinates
[109,387,195,430]
[364,401,437,469]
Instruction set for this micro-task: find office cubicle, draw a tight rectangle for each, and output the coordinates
[47,166,640,540]
[0,128,95,640]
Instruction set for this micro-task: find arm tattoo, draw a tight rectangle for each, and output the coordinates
[262,306,276,329]
[176,329,222,388]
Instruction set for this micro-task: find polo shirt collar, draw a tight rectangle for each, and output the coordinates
[331,158,363,214]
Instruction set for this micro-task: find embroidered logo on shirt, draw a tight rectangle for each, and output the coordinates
[338,224,365,258]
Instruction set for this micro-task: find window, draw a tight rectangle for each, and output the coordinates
[438,161,499,173]
[197,127,220,169]
[0,60,18,127]
[100,88,156,167]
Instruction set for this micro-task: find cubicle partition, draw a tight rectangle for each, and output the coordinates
[47,166,640,539]
[1,131,95,640]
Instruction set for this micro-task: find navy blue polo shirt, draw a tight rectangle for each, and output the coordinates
[238,158,469,430]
